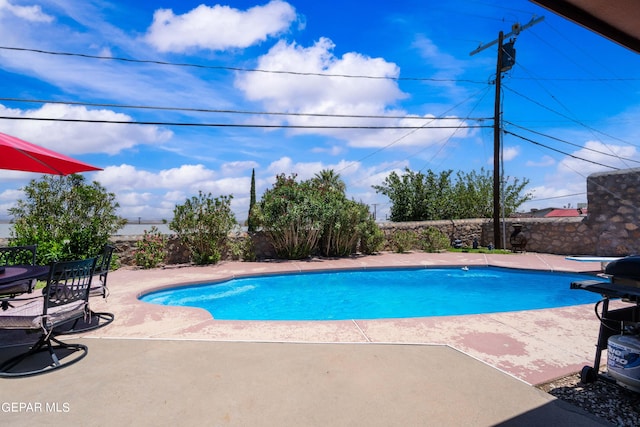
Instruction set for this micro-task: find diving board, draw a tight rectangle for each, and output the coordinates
[565,256,622,262]
[565,256,623,270]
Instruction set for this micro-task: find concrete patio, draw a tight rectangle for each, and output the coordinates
[0,252,618,425]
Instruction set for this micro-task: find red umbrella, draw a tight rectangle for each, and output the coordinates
[0,132,101,175]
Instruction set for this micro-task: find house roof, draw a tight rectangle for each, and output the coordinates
[544,208,587,217]
[530,0,640,54]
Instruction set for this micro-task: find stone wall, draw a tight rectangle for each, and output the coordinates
[586,168,640,256]
[376,217,594,255]
[103,217,596,266]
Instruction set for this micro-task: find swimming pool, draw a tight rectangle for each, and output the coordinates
[139,267,602,321]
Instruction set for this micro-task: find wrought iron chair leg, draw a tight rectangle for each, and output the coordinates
[54,310,115,335]
[0,333,88,377]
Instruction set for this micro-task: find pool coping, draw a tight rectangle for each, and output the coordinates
[73,251,615,385]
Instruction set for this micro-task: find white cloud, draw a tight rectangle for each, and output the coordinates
[266,156,322,181]
[526,155,555,168]
[117,191,155,207]
[199,176,251,195]
[97,164,216,191]
[0,0,53,22]
[235,38,472,149]
[221,160,260,176]
[486,145,519,165]
[144,0,297,52]
[163,190,187,203]
[520,182,586,211]
[347,115,471,149]
[518,140,637,211]
[350,164,407,190]
[412,35,464,78]
[267,156,293,175]
[0,188,23,201]
[558,140,638,176]
[503,146,519,161]
[94,164,253,220]
[236,38,403,110]
[0,104,172,155]
[312,145,344,156]
[265,156,362,184]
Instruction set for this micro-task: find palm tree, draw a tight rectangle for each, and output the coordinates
[312,169,346,193]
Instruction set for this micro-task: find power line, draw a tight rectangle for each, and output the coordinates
[510,76,640,82]
[0,115,491,130]
[0,45,487,83]
[0,97,491,122]
[503,84,639,147]
[504,121,640,165]
[337,84,493,180]
[529,192,585,202]
[504,130,620,170]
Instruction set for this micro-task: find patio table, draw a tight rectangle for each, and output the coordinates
[0,265,50,309]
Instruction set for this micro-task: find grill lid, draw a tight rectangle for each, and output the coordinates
[605,256,640,280]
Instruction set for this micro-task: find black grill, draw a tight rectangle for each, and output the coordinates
[571,256,640,386]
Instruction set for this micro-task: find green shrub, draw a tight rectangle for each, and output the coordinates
[9,174,126,263]
[257,174,323,259]
[358,218,385,255]
[134,226,166,269]
[391,230,417,253]
[258,173,377,259]
[170,191,236,265]
[420,227,450,252]
[318,199,370,257]
[241,237,257,262]
[227,236,257,262]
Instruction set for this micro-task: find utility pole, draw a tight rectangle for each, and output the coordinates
[470,16,543,249]
[492,30,504,249]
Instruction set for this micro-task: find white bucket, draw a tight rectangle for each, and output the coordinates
[608,334,640,392]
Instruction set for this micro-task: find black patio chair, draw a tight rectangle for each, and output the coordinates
[91,244,115,299]
[0,257,96,377]
[55,244,115,334]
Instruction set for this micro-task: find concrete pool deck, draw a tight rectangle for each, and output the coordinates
[0,252,618,425]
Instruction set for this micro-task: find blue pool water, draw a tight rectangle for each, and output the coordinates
[139,267,602,321]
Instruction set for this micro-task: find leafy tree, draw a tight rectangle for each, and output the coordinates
[247,168,257,232]
[450,168,532,218]
[9,174,125,263]
[170,191,236,265]
[372,168,455,221]
[373,167,531,221]
[451,169,493,218]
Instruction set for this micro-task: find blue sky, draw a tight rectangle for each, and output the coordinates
[0,0,639,223]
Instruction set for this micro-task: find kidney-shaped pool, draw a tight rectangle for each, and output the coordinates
[139,266,602,321]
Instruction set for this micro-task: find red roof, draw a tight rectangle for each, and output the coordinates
[544,208,587,218]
